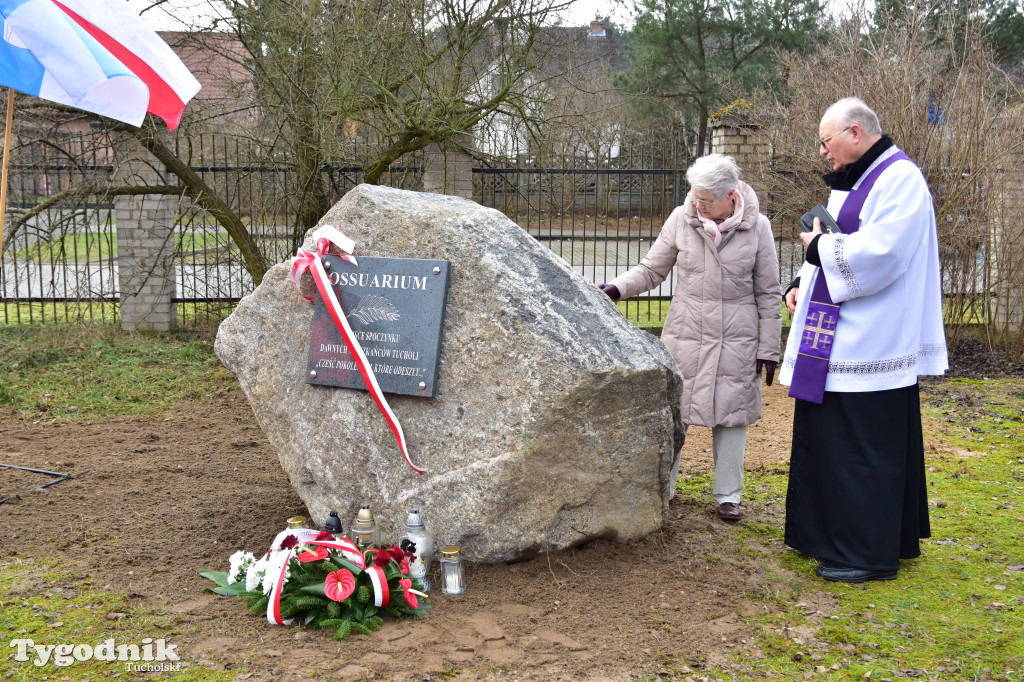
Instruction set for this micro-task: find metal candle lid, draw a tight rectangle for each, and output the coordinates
[404,508,425,531]
[323,511,343,534]
[440,545,461,559]
[286,516,306,529]
[353,506,376,531]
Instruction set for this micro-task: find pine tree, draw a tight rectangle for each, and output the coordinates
[616,0,824,154]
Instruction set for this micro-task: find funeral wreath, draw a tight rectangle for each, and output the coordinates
[201,531,430,640]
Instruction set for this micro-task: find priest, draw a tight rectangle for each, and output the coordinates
[779,97,948,583]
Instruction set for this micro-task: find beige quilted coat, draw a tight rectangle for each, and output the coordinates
[610,181,781,428]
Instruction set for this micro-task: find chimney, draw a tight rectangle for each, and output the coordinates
[588,20,606,36]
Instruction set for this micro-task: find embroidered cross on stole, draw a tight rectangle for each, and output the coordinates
[788,150,910,403]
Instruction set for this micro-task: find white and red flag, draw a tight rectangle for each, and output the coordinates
[0,0,200,130]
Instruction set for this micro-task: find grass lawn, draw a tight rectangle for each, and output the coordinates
[619,298,672,330]
[0,326,233,420]
[13,232,116,263]
[672,377,1024,679]
[1,301,120,327]
[12,231,233,263]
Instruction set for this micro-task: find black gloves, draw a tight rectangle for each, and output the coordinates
[598,284,621,302]
[756,359,777,386]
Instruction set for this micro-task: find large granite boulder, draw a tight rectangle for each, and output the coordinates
[215,184,684,563]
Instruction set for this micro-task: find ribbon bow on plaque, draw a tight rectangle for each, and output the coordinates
[290,225,425,474]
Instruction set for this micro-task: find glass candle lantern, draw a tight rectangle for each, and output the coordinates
[399,508,435,591]
[349,506,379,550]
[270,515,311,550]
[439,545,465,595]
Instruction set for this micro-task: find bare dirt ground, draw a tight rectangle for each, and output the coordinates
[0,339,1016,680]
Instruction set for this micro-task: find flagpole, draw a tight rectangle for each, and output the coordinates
[0,88,13,263]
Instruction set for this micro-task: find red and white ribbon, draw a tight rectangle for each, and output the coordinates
[366,565,390,608]
[307,538,366,569]
[265,537,368,626]
[289,225,358,299]
[290,225,425,474]
[267,548,296,625]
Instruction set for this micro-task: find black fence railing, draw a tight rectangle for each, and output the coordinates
[475,166,685,324]
[2,131,810,328]
[473,134,694,323]
[169,134,425,325]
[0,133,119,325]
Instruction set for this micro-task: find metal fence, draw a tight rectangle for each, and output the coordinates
[0,133,424,325]
[2,131,806,327]
[474,134,693,323]
[170,134,425,325]
[1,132,119,324]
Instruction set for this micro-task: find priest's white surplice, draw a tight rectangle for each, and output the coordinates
[779,146,948,392]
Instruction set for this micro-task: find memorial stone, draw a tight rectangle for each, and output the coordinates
[215,184,685,563]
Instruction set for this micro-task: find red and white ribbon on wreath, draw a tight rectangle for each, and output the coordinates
[267,548,296,625]
[366,565,390,607]
[290,225,425,474]
[266,538,368,625]
[306,538,366,569]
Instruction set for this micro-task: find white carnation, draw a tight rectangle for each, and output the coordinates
[227,550,255,585]
[245,555,268,592]
[261,550,292,595]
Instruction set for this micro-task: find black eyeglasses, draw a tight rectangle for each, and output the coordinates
[819,126,851,150]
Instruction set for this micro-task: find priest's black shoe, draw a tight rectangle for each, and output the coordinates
[815,562,898,583]
[717,502,741,522]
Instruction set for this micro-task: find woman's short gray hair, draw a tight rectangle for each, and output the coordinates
[686,154,740,199]
[821,97,882,136]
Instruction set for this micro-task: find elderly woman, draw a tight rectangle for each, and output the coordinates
[600,154,781,521]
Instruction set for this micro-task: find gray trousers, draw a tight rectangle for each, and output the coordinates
[712,424,747,504]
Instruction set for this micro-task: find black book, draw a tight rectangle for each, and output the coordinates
[799,204,842,234]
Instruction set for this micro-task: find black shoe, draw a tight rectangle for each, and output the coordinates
[717,502,741,522]
[815,562,898,583]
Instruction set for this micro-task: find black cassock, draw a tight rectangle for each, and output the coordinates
[784,384,930,571]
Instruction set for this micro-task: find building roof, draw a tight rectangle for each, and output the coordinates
[159,31,253,127]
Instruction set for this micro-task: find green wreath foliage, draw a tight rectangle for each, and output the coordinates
[202,544,431,640]
[333,621,352,641]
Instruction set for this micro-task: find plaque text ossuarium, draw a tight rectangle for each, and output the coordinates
[328,272,429,290]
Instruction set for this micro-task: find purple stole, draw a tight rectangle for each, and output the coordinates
[788,150,910,404]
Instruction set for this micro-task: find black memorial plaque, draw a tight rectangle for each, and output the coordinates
[306,255,450,397]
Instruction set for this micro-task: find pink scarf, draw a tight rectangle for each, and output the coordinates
[697,190,745,248]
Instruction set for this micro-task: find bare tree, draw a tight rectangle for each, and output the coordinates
[5,0,577,287]
[213,0,572,242]
[477,22,636,215]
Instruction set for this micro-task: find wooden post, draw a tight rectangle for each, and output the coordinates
[0,89,14,261]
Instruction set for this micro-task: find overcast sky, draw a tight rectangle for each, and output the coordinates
[127,0,627,31]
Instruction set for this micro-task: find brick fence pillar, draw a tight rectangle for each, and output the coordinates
[422,134,475,199]
[709,114,768,195]
[115,149,178,332]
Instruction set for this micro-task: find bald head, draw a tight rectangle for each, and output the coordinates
[818,97,884,171]
[820,97,883,137]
